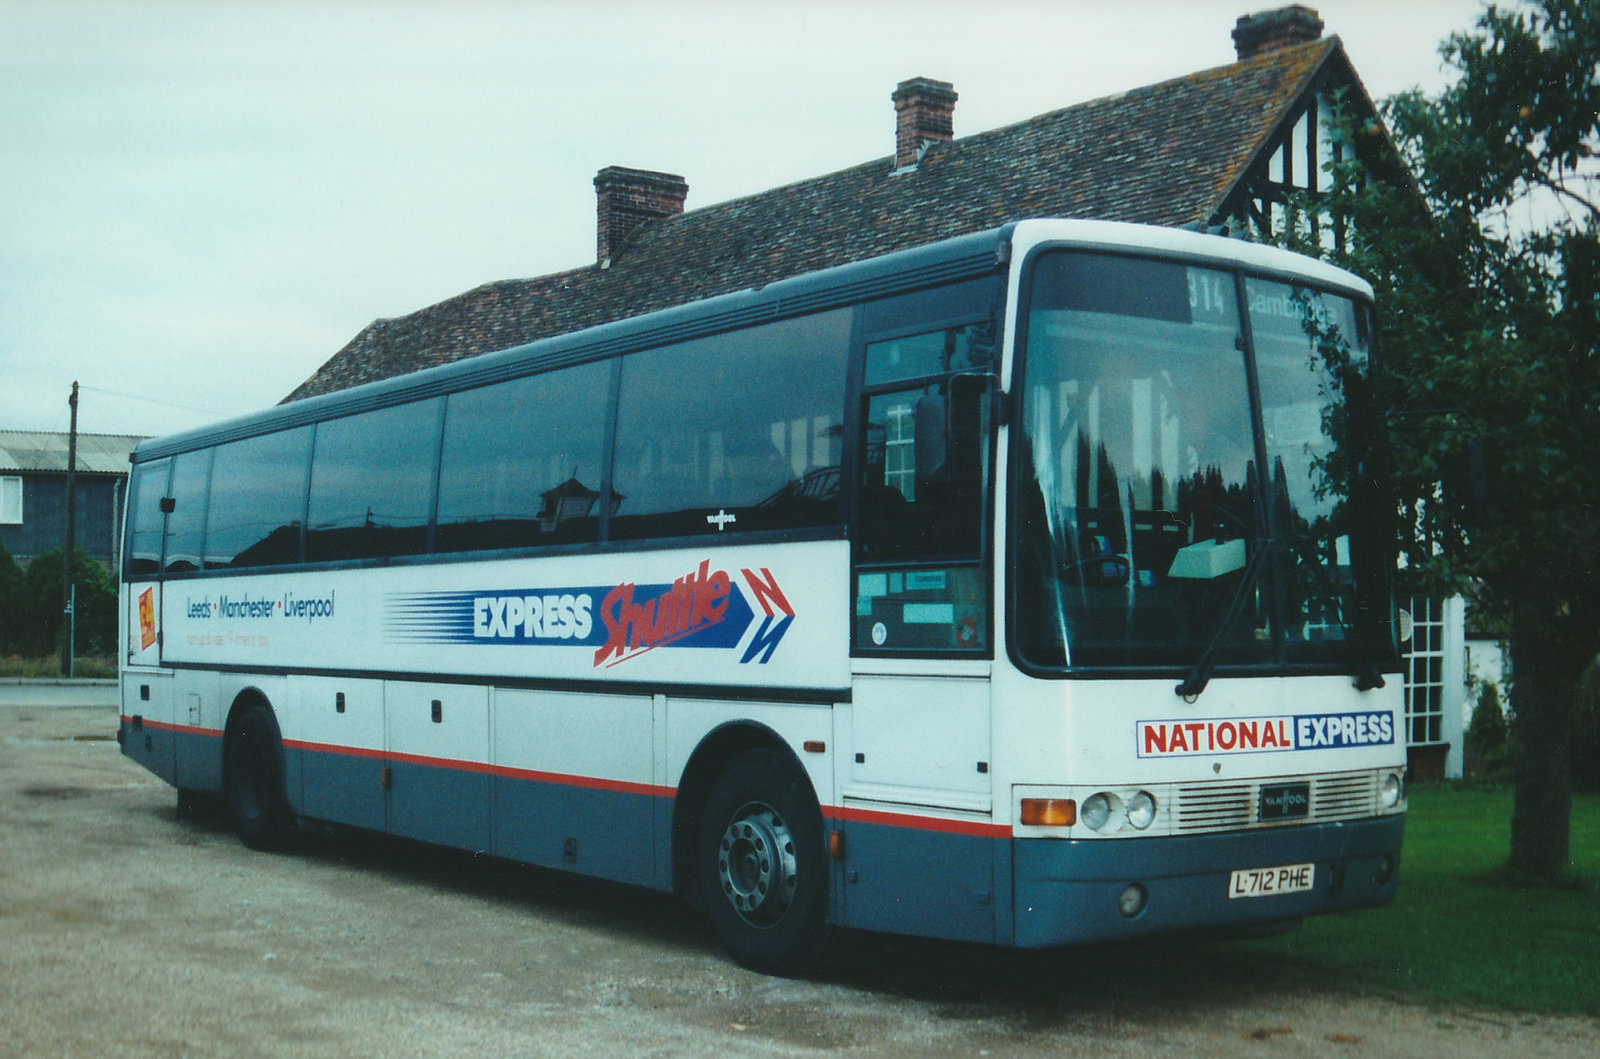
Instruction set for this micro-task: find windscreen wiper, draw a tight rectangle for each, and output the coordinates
[1174,539,1270,701]
[1345,627,1387,691]
[1287,533,1388,692]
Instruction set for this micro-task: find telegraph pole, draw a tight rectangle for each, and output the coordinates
[60,381,78,677]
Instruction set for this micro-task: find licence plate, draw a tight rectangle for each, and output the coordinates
[1229,862,1315,898]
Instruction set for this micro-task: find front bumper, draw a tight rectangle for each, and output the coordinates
[1012,813,1404,947]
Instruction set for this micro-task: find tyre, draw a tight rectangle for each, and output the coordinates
[224,705,296,851]
[698,749,836,976]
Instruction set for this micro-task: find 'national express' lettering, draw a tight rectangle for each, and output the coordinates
[1138,711,1394,756]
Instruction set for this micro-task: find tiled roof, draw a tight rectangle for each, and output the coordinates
[0,431,147,475]
[286,37,1354,402]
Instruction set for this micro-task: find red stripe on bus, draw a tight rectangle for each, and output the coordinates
[121,716,223,739]
[826,804,1011,838]
[137,723,999,834]
[284,737,386,761]
[487,763,669,798]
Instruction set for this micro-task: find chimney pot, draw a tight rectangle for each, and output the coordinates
[1232,5,1323,61]
[892,77,957,171]
[593,166,688,266]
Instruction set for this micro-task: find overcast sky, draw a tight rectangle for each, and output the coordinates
[2,0,1491,440]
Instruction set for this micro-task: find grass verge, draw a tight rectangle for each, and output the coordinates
[1241,782,1600,1016]
[0,655,117,679]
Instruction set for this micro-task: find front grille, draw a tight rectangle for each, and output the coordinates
[1171,771,1379,835]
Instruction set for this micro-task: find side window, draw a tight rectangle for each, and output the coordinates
[206,427,312,568]
[864,320,997,387]
[124,458,170,578]
[855,283,998,654]
[609,308,851,541]
[436,362,610,553]
[161,449,211,574]
[307,399,442,562]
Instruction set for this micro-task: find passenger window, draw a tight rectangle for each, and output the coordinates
[436,362,611,553]
[124,458,170,578]
[205,427,312,568]
[162,449,211,573]
[609,309,850,540]
[306,400,442,562]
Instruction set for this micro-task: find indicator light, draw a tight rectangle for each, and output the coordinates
[1020,798,1077,827]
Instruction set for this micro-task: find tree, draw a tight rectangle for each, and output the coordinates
[1322,0,1598,881]
[16,549,119,659]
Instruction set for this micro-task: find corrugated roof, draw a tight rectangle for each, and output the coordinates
[285,36,1359,403]
[0,431,146,475]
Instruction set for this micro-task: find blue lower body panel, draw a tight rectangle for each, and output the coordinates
[838,821,1007,944]
[119,719,177,786]
[1012,815,1405,948]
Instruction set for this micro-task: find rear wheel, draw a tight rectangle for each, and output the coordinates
[224,705,296,851]
[698,749,835,976]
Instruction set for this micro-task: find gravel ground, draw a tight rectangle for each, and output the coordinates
[2,699,1596,1057]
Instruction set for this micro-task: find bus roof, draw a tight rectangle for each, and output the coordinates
[133,220,1371,463]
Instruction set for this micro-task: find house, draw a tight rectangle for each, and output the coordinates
[280,5,1462,774]
[285,5,1389,403]
[0,431,146,572]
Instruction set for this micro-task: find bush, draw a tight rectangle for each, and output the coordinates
[8,548,119,658]
[1465,680,1514,780]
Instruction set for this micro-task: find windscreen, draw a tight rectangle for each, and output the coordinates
[1013,249,1391,675]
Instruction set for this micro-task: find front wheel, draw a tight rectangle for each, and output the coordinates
[224,705,296,851]
[698,749,836,977]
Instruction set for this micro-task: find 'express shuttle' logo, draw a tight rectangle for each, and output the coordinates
[385,559,795,667]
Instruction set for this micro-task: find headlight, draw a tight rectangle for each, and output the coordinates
[1080,792,1112,831]
[1380,772,1405,809]
[1081,792,1124,832]
[1127,790,1157,830]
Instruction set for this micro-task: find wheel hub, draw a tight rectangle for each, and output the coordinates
[717,802,798,927]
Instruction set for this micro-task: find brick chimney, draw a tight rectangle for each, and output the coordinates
[593,166,688,266]
[892,77,957,171]
[1232,5,1324,60]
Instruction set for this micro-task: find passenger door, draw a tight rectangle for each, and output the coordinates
[842,282,1002,943]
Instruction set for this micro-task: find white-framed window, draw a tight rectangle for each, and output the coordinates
[0,476,21,524]
[1404,595,1446,745]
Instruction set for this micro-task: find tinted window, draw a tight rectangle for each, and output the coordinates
[854,378,991,653]
[206,427,312,568]
[124,458,169,578]
[859,277,995,338]
[436,362,610,553]
[307,399,442,562]
[864,320,996,387]
[162,449,211,573]
[858,382,985,559]
[610,309,850,540]
[854,282,1000,655]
